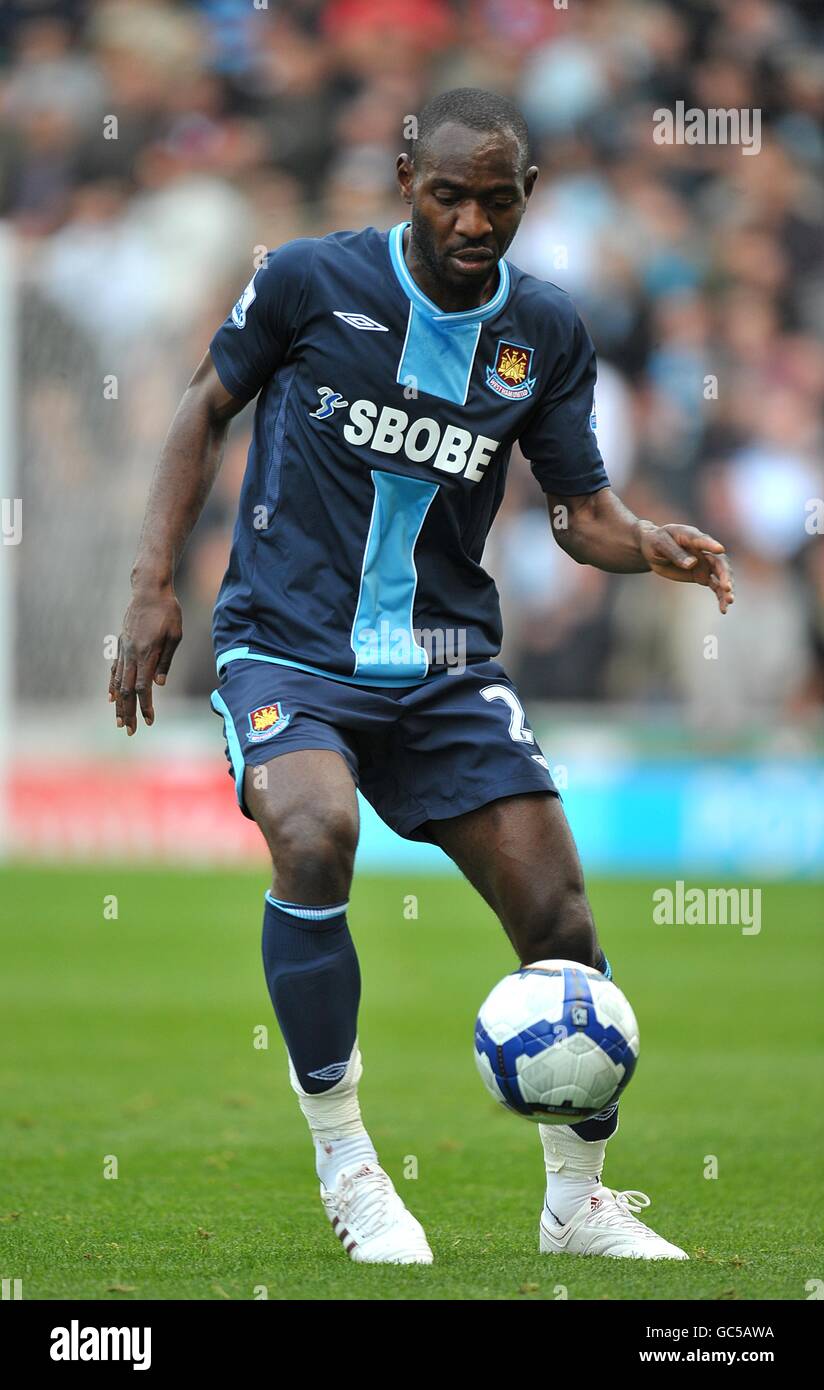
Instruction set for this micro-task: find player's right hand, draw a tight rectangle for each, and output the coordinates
[109,588,183,735]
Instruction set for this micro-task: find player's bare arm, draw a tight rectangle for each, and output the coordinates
[109,354,247,735]
[545,485,735,614]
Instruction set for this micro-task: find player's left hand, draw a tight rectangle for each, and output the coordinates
[639,524,734,614]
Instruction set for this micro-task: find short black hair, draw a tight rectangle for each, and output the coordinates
[411,88,531,178]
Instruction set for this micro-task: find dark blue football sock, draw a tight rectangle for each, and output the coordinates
[261,892,360,1095]
[571,948,618,1140]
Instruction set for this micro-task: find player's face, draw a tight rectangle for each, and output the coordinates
[398,123,538,295]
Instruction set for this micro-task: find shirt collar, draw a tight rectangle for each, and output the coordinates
[388,221,510,324]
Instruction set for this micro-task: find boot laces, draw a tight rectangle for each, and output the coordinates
[594,1188,652,1227]
[328,1165,395,1240]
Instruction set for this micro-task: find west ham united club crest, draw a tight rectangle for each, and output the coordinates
[486,340,536,400]
[247,702,291,743]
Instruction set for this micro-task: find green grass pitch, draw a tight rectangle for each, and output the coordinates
[1,866,822,1301]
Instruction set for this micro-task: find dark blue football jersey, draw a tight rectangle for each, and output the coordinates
[209,222,609,685]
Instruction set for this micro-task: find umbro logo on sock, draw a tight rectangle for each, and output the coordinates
[307,1061,349,1083]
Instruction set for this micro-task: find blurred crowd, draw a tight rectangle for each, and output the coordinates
[3,0,824,730]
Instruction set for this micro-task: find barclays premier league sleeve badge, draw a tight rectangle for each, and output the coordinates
[232,272,259,329]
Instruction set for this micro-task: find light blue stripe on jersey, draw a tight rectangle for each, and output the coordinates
[351,470,439,680]
[389,222,510,406]
[397,306,481,405]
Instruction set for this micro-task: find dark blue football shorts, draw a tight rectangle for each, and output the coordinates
[210,657,558,842]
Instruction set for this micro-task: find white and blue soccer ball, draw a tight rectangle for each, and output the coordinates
[474,959,640,1124]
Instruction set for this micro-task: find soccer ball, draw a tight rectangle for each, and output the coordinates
[474,959,639,1124]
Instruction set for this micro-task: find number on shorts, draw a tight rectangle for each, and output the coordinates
[480,684,535,744]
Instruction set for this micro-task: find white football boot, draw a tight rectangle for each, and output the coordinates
[539,1187,688,1260]
[320,1161,433,1264]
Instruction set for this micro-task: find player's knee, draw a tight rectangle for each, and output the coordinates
[514,882,597,968]
[266,805,357,902]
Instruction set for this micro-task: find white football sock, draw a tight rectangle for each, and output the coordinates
[539,1123,609,1226]
[313,1132,378,1189]
[288,1042,377,1187]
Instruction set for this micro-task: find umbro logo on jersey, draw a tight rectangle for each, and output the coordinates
[333,311,389,332]
[310,386,349,419]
